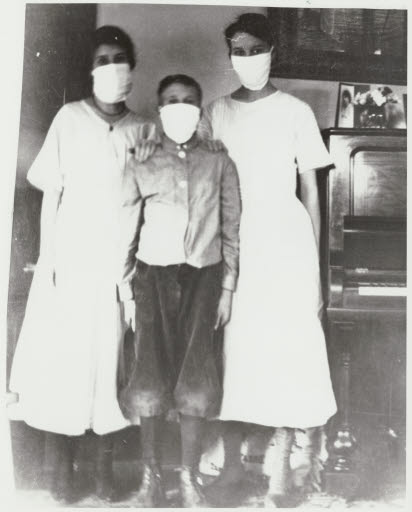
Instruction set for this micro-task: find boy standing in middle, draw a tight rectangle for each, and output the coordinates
[117,74,241,507]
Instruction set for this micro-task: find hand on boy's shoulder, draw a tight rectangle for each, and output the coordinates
[129,139,158,164]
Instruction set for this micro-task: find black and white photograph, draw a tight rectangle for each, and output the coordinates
[336,83,355,128]
[0,0,408,509]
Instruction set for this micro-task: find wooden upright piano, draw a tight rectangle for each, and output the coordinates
[322,128,406,496]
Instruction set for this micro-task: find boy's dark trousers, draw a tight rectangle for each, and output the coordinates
[120,259,223,421]
[119,260,224,506]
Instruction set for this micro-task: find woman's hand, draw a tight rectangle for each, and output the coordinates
[205,139,227,153]
[131,140,157,163]
[214,288,233,330]
[123,299,136,331]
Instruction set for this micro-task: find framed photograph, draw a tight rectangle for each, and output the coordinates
[268,8,407,84]
[336,83,355,128]
[353,85,371,128]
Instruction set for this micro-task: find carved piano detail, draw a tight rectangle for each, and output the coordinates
[322,129,406,496]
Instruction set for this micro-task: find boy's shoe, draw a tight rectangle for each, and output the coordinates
[207,463,248,490]
[180,466,208,507]
[134,463,166,507]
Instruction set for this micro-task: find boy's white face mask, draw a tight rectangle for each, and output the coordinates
[159,103,201,144]
[231,50,272,91]
[92,63,132,104]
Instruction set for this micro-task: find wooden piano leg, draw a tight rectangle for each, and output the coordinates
[324,321,359,497]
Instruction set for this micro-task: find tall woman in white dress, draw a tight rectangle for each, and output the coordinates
[199,13,337,505]
[8,26,156,503]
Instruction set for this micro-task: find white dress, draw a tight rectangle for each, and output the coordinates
[200,91,337,428]
[9,100,156,436]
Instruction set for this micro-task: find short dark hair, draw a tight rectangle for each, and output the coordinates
[91,25,136,69]
[342,90,352,101]
[224,13,275,50]
[157,74,203,104]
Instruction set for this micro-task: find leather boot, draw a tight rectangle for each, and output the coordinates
[134,463,166,507]
[180,466,208,508]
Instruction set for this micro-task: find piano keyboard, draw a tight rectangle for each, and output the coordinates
[358,286,407,297]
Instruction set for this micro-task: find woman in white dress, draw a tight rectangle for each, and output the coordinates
[199,13,337,506]
[8,26,156,503]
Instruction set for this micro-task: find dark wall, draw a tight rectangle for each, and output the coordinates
[8,2,97,378]
[8,3,97,489]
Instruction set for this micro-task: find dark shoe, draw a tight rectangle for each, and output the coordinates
[205,466,253,507]
[134,463,166,507]
[208,464,247,490]
[180,466,208,508]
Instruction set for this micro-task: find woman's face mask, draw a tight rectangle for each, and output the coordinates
[231,50,272,91]
[92,63,132,104]
[159,103,201,144]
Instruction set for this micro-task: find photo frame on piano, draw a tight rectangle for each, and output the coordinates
[336,82,355,128]
[350,85,406,129]
[352,84,371,128]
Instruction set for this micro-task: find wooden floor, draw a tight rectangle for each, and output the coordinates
[9,416,406,508]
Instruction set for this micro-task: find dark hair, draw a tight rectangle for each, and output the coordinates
[224,13,275,50]
[157,74,203,103]
[342,90,352,101]
[91,25,136,69]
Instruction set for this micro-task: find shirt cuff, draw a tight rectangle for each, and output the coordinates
[222,273,237,292]
[118,282,134,301]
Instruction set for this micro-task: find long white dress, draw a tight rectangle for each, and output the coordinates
[200,91,337,428]
[9,100,156,436]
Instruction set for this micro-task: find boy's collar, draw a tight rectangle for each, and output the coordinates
[161,133,199,157]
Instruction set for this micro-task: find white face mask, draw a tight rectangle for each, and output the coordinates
[92,63,132,104]
[231,50,272,91]
[159,103,201,144]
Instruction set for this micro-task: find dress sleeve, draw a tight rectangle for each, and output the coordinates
[295,103,333,174]
[220,155,242,292]
[27,109,64,192]
[117,159,144,301]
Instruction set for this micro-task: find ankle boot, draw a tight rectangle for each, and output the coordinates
[265,427,294,507]
[134,463,166,507]
[180,466,208,508]
[95,435,116,501]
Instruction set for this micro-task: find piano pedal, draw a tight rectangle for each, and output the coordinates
[322,470,359,499]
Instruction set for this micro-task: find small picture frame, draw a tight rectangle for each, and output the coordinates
[353,84,371,128]
[336,83,355,128]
